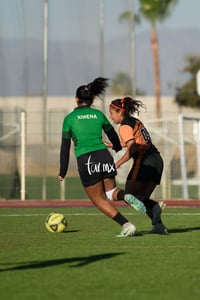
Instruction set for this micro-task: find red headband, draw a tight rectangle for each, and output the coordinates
[110,98,125,111]
[110,103,125,111]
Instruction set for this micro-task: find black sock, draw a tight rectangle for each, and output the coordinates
[142,197,162,223]
[142,197,157,210]
[116,190,125,200]
[113,212,129,226]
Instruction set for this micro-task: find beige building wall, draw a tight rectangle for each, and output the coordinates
[1,95,199,116]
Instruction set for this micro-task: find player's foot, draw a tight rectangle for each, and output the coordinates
[117,222,136,237]
[151,223,168,235]
[124,194,146,214]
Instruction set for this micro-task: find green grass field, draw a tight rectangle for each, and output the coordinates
[0,207,200,300]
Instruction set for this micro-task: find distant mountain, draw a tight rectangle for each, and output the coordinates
[0,28,199,97]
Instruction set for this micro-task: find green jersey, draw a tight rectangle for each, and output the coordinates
[62,106,114,157]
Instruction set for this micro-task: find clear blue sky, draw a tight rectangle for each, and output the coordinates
[0,0,200,41]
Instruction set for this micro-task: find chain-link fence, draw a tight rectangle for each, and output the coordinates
[0,101,199,200]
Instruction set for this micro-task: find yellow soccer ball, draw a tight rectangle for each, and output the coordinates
[45,212,67,233]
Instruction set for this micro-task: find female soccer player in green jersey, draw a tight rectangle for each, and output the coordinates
[58,77,146,237]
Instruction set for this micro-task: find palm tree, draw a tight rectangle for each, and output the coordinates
[110,72,145,96]
[139,0,178,117]
[175,55,200,108]
[110,72,133,95]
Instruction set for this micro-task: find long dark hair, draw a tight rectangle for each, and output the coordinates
[76,77,109,106]
[110,96,145,118]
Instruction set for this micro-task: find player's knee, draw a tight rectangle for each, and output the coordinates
[106,187,118,201]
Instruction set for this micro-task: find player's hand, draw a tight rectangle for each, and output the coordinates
[104,141,113,148]
[115,161,121,169]
[57,175,64,181]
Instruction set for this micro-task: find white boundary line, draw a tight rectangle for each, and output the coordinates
[0,212,200,217]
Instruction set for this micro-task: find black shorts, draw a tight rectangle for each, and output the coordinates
[128,152,163,184]
[77,149,117,187]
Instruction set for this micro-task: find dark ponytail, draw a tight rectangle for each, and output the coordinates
[110,96,145,118]
[76,77,109,105]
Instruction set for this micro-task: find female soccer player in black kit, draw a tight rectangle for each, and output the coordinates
[109,96,167,234]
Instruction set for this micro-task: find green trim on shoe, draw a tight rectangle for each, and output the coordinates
[124,194,146,214]
[117,222,136,237]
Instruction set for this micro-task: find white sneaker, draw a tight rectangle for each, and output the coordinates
[117,222,136,237]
